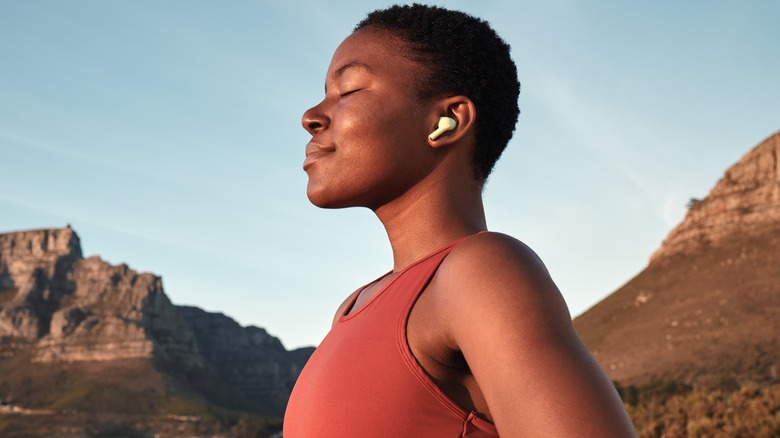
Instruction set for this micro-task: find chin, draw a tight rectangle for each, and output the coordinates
[306,177,381,210]
[306,187,350,209]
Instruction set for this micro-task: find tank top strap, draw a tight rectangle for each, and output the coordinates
[339,232,482,322]
[389,232,480,314]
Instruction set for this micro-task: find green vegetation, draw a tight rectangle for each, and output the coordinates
[0,356,284,437]
[617,380,780,437]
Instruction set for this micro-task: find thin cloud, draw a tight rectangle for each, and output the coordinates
[0,127,110,167]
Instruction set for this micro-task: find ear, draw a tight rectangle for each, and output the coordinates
[426,95,476,148]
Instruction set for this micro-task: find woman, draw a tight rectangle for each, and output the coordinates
[285,4,636,437]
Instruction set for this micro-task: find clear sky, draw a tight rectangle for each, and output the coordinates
[1,1,778,349]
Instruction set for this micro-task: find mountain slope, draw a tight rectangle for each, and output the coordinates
[574,132,780,386]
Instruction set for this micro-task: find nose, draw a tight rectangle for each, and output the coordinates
[302,102,329,135]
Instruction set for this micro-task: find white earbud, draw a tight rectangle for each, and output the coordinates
[428,116,457,140]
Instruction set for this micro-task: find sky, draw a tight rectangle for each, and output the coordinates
[1,1,778,350]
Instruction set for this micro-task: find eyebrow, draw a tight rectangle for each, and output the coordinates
[324,61,374,93]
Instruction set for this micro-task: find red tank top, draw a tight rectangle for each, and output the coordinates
[284,236,498,437]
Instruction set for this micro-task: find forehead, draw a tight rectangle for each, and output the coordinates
[327,28,424,82]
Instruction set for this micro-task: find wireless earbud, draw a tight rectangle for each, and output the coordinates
[428,116,457,140]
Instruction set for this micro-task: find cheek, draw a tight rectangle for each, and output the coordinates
[337,97,426,141]
[332,107,387,162]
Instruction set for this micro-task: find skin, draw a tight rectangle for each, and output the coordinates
[302,27,637,437]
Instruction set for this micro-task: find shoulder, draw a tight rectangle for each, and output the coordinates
[443,231,550,279]
[428,231,573,347]
[436,231,566,315]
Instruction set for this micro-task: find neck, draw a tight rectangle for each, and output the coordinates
[373,175,487,272]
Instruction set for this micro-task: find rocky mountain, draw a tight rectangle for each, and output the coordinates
[0,226,313,416]
[574,132,780,387]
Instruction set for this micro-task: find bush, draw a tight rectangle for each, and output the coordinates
[618,380,780,437]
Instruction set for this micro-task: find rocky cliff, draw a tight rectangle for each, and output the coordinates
[650,132,780,263]
[177,306,312,411]
[574,132,780,386]
[0,227,312,414]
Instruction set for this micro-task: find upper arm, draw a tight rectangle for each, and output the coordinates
[435,233,636,437]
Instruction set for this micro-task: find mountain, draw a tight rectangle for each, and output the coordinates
[574,132,780,387]
[0,226,313,421]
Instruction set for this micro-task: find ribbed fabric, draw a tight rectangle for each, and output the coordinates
[284,236,498,437]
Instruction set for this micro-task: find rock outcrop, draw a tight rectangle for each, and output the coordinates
[0,227,197,364]
[0,227,82,341]
[650,132,780,263]
[0,227,312,414]
[575,132,780,386]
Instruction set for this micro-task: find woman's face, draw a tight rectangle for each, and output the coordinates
[301,28,440,210]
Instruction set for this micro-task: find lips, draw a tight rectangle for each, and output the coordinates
[303,142,334,170]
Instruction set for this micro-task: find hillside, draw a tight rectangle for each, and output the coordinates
[574,131,780,387]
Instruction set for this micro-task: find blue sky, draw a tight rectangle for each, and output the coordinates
[1,1,778,349]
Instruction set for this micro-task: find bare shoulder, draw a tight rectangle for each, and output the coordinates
[445,231,550,274]
[433,231,571,330]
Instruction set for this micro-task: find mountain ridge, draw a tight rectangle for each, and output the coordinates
[0,226,312,416]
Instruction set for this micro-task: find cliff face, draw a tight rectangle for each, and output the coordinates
[177,306,313,411]
[0,227,197,365]
[650,132,780,263]
[0,227,82,341]
[0,227,312,414]
[575,132,780,386]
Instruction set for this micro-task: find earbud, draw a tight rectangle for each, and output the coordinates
[428,116,457,140]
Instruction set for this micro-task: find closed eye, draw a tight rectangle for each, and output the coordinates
[339,89,362,98]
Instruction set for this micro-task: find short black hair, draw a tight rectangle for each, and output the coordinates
[355,4,520,181]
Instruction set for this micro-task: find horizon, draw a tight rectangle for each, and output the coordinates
[2,1,779,349]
